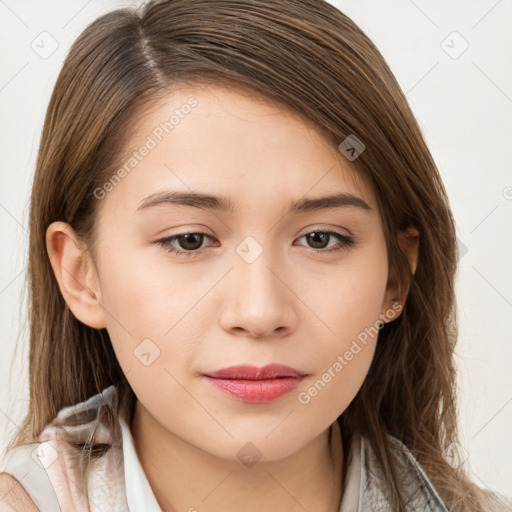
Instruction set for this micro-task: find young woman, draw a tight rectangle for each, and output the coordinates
[0,1,509,511]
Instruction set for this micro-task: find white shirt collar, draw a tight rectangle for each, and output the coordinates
[120,416,163,512]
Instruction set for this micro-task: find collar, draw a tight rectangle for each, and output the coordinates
[34,384,449,512]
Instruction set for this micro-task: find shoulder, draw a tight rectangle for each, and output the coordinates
[377,434,512,512]
[0,442,59,511]
[0,472,39,511]
[359,432,450,511]
[0,385,124,512]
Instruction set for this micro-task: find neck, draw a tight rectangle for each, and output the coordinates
[130,403,344,512]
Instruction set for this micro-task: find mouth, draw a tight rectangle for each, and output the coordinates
[202,364,309,403]
[203,363,308,380]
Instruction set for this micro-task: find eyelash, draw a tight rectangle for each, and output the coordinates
[155,230,355,258]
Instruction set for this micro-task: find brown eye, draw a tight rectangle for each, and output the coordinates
[156,232,215,257]
[173,233,205,251]
[295,230,354,253]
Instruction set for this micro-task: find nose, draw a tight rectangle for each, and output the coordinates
[218,247,296,339]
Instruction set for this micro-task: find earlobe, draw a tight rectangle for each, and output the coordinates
[45,221,107,329]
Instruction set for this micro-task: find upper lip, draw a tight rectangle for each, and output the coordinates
[203,364,307,380]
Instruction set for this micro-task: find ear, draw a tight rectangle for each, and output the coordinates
[380,225,419,325]
[45,221,107,329]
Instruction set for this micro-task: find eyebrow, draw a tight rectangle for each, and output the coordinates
[136,190,372,214]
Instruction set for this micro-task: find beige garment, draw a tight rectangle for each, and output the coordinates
[1,386,129,511]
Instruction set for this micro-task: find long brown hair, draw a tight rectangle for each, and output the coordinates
[3,1,508,510]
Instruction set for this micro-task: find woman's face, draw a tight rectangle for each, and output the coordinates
[63,83,398,461]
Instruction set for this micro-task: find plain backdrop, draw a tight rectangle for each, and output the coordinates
[1,0,511,500]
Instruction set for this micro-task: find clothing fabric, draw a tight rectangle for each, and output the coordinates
[0,385,449,511]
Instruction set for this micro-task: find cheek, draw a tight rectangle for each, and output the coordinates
[98,245,206,376]
[316,249,388,342]
[99,236,180,326]
[302,250,387,408]
[298,293,382,418]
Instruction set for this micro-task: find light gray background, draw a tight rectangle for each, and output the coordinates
[1,0,511,499]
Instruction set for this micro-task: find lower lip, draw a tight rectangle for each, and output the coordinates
[203,376,304,403]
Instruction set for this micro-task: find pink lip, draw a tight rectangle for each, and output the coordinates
[202,364,308,403]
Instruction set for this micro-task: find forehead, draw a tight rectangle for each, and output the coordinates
[99,83,376,218]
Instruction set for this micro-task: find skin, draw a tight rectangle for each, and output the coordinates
[46,83,419,512]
